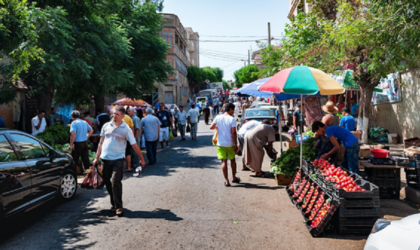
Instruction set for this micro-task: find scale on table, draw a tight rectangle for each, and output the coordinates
[367,155,396,165]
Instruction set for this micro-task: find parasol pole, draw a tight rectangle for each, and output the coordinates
[300,94,303,169]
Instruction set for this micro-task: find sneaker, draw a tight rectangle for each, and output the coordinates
[135,167,142,172]
[133,172,140,177]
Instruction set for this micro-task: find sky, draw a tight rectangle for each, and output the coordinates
[162,0,291,81]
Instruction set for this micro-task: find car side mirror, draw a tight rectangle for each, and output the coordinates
[49,150,57,160]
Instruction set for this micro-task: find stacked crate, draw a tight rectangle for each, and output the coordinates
[365,168,401,199]
[333,179,380,235]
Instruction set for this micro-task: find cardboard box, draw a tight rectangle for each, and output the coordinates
[281,140,298,151]
[359,144,385,158]
[351,131,362,140]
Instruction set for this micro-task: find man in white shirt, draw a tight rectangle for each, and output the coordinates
[175,106,188,140]
[210,103,240,187]
[237,120,260,171]
[187,103,200,140]
[165,101,171,110]
[32,110,47,136]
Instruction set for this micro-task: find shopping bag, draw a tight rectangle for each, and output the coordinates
[93,169,104,189]
[186,124,191,133]
[169,129,174,139]
[81,171,94,189]
[172,127,178,137]
[212,130,218,146]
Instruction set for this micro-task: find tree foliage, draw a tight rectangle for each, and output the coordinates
[259,0,420,141]
[222,80,232,90]
[0,0,172,117]
[233,64,261,87]
[187,65,204,89]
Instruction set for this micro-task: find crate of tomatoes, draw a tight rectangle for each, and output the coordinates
[304,193,340,237]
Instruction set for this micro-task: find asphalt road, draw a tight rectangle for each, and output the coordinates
[0,120,417,250]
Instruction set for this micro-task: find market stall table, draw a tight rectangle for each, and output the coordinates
[360,161,413,199]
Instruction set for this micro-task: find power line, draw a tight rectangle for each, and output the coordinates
[200,35,283,38]
[199,52,246,60]
[200,48,248,57]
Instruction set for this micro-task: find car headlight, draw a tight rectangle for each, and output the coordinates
[371,219,391,234]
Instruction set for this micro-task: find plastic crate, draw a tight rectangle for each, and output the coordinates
[302,159,314,174]
[337,226,373,236]
[333,179,380,199]
[335,217,378,227]
[338,206,381,218]
[305,198,339,237]
[396,158,417,167]
[339,197,380,208]
[379,187,400,199]
[368,176,401,189]
[365,168,401,178]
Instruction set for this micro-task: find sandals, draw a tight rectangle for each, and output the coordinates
[225,182,231,187]
[116,208,124,216]
[232,177,241,183]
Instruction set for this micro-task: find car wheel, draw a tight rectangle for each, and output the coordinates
[59,170,77,201]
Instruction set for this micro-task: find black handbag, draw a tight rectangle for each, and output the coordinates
[186,124,191,133]
[172,127,178,137]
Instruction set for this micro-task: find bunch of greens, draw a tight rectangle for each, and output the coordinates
[270,147,300,176]
[89,151,97,164]
[270,137,319,176]
[303,123,315,137]
[302,137,319,161]
[36,123,70,145]
[336,112,344,120]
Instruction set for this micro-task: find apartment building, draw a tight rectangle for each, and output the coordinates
[156,14,199,106]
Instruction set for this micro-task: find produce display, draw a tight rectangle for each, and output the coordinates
[297,182,311,202]
[309,195,325,220]
[305,189,322,211]
[313,159,366,192]
[302,185,316,209]
[311,199,331,228]
[289,171,301,192]
[270,137,319,177]
[293,178,308,198]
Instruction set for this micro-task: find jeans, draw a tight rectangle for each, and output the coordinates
[131,145,140,168]
[342,143,360,174]
[145,140,158,164]
[102,158,124,209]
[179,124,186,138]
[213,105,219,115]
[190,123,198,139]
[72,141,90,170]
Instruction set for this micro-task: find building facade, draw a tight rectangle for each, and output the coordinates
[288,0,312,19]
[155,14,199,106]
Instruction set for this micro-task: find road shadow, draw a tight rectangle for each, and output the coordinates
[230,182,285,190]
[123,208,183,221]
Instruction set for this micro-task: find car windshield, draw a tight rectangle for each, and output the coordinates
[246,110,272,117]
[257,104,270,107]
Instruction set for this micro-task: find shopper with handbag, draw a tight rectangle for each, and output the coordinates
[187,103,200,140]
[92,106,145,216]
[176,106,187,141]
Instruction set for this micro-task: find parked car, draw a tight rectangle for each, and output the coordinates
[249,101,266,109]
[260,105,285,126]
[255,103,272,109]
[0,129,77,221]
[364,213,420,250]
[237,108,277,131]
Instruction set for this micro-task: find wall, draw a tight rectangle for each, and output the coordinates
[369,68,420,142]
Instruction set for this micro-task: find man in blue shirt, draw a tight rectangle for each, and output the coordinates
[69,110,94,172]
[140,108,161,165]
[312,121,360,174]
[350,97,359,118]
[340,108,356,131]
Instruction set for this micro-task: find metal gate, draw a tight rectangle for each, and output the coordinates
[165,92,174,104]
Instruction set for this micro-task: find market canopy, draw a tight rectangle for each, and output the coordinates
[111,98,151,107]
[259,66,345,95]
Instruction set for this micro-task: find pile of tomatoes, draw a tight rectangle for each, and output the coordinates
[313,159,366,192]
[304,189,320,210]
[310,199,331,228]
[302,185,317,209]
[309,194,325,220]
[293,178,308,198]
[289,171,301,192]
[297,182,311,203]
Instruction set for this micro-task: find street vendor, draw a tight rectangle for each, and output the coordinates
[312,121,360,174]
[315,101,340,163]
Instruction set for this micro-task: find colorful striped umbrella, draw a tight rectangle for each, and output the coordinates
[258,66,345,95]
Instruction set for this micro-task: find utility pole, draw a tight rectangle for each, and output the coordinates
[268,22,271,46]
[248,50,250,65]
[244,61,246,67]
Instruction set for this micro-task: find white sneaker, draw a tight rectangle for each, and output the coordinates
[136,167,142,172]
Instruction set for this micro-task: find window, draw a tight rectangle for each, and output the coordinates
[0,135,18,162]
[246,110,273,117]
[11,134,47,159]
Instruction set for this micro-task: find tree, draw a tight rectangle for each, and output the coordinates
[233,64,261,88]
[260,1,420,142]
[187,65,204,89]
[211,67,224,82]
[202,67,218,83]
[222,80,232,90]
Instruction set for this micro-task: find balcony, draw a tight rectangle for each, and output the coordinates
[174,45,188,66]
